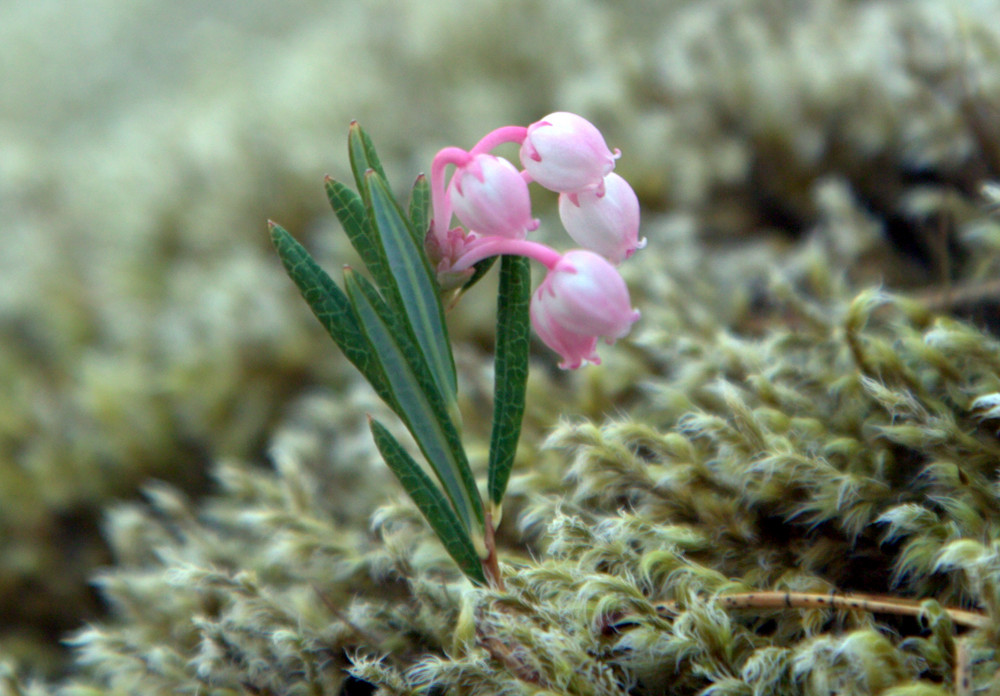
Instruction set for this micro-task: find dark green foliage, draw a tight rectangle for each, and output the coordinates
[269,124,495,586]
[269,222,398,410]
[363,170,458,405]
[370,417,487,584]
[266,122,543,594]
[408,173,431,245]
[488,255,531,507]
[344,268,481,531]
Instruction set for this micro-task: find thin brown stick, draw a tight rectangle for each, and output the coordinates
[656,591,988,630]
[913,277,1000,312]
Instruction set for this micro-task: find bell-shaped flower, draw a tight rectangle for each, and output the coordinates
[519,112,620,195]
[558,173,644,264]
[530,292,601,369]
[448,153,538,239]
[530,249,639,367]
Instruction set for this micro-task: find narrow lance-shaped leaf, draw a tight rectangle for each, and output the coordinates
[344,268,483,530]
[369,417,486,585]
[408,173,431,248]
[348,121,388,206]
[268,222,397,413]
[488,254,531,505]
[366,169,458,405]
[460,256,499,296]
[325,177,395,296]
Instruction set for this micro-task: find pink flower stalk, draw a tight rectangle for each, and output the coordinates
[519,112,620,195]
[468,125,529,157]
[428,126,533,248]
[428,146,472,266]
[531,250,640,368]
[448,153,538,239]
[558,172,645,264]
[450,236,563,275]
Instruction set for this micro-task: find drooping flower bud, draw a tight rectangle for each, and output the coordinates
[519,112,620,195]
[529,291,601,369]
[530,250,639,367]
[448,154,538,239]
[558,173,644,264]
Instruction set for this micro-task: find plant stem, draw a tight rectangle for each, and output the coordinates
[482,507,504,591]
[429,146,470,247]
[469,126,528,157]
[914,277,1000,311]
[451,236,562,274]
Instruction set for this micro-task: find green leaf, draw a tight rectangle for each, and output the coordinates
[365,170,458,405]
[460,256,499,295]
[487,255,531,505]
[408,174,431,248]
[324,177,395,294]
[344,268,482,530]
[268,222,397,411]
[369,417,486,585]
[348,121,388,205]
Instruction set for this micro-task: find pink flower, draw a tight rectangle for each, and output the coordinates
[448,154,538,239]
[558,173,644,264]
[519,112,620,195]
[530,249,640,368]
[530,293,601,369]
[428,116,644,369]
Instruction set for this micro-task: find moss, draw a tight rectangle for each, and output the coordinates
[4,0,1000,692]
[5,207,997,693]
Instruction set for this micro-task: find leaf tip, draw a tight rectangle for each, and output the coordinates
[267,220,286,246]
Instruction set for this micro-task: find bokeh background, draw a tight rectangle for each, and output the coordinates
[2,0,1000,687]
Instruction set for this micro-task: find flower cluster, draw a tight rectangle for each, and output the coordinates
[427,112,644,369]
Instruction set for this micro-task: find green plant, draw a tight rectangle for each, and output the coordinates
[269,123,531,586]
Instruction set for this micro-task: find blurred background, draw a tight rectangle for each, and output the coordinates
[2,0,999,681]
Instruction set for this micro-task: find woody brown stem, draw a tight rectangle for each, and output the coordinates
[482,508,504,591]
[914,277,1000,312]
[656,591,988,630]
